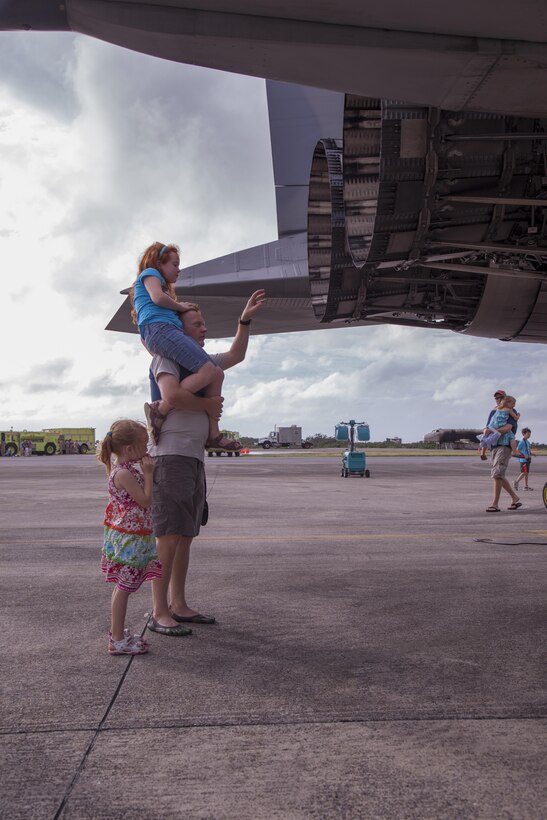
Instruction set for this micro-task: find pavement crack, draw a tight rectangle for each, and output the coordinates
[52,651,137,819]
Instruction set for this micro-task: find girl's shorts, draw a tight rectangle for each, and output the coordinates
[142,322,212,373]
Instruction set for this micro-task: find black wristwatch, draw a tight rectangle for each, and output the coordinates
[239,318,251,325]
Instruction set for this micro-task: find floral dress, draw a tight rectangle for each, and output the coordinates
[101,460,162,592]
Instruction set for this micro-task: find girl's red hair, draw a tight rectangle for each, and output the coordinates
[129,242,180,325]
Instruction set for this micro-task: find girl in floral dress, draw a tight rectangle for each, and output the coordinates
[97,420,162,655]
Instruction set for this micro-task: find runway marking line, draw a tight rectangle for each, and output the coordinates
[2,530,547,545]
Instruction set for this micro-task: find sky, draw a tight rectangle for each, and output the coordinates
[0,31,545,443]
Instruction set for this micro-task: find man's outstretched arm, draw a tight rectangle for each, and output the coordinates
[220,289,266,370]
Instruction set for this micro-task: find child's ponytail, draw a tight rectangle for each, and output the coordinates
[97,431,115,474]
[97,420,148,473]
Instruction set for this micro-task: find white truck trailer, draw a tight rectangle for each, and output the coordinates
[258,425,312,449]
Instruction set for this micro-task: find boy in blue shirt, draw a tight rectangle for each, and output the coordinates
[513,428,534,491]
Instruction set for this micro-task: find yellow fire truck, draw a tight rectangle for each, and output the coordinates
[0,427,96,456]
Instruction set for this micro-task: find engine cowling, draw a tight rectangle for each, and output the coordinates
[308,97,547,342]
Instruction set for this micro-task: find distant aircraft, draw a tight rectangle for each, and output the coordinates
[424,429,482,450]
[4,2,547,342]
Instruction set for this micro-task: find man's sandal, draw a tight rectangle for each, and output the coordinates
[486,505,500,512]
[206,434,242,451]
[508,501,522,510]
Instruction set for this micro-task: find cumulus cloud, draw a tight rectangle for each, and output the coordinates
[0,32,79,120]
[47,37,275,313]
[0,32,275,321]
[27,358,73,381]
[80,374,148,398]
[28,383,67,394]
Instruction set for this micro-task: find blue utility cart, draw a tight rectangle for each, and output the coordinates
[336,420,371,478]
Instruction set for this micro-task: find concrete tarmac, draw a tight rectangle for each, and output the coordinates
[1,453,546,819]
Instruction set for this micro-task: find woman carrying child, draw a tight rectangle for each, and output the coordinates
[97,420,163,655]
[479,393,519,460]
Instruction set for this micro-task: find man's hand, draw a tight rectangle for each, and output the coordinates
[204,395,224,421]
[219,290,267,370]
[240,289,266,322]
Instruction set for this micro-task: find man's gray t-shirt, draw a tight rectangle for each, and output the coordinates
[148,353,226,462]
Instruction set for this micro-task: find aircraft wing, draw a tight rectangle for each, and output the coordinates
[106,233,324,339]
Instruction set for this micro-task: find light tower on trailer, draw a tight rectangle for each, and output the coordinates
[335,420,371,478]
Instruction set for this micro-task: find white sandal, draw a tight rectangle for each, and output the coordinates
[108,632,149,655]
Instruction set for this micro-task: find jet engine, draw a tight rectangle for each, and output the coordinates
[308,97,547,342]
